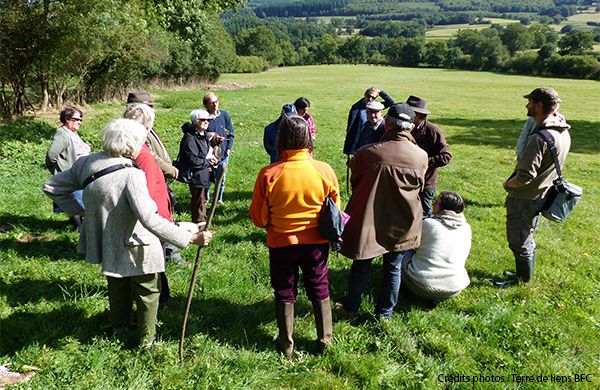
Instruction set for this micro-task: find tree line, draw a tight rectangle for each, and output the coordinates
[0,0,242,115]
[1,0,598,116]
[222,10,600,80]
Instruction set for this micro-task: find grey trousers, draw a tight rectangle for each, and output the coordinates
[505,196,546,282]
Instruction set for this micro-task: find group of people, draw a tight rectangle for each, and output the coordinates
[42,85,571,359]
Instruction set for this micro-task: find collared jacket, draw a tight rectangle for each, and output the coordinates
[178,123,212,188]
[343,90,394,155]
[355,119,385,151]
[146,129,177,180]
[42,152,193,278]
[263,118,281,163]
[411,120,452,189]
[135,144,172,222]
[505,115,571,200]
[46,126,77,174]
[250,149,340,248]
[340,129,428,260]
[207,110,235,158]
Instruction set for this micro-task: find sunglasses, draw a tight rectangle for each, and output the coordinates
[208,100,219,104]
[198,118,211,122]
[366,95,377,100]
[70,117,83,122]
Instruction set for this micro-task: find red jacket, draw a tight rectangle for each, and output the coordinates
[135,144,173,222]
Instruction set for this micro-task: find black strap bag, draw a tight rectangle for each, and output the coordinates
[173,151,193,184]
[319,195,349,252]
[537,129,582,223]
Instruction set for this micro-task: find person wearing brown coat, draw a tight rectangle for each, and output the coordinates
[338,103,428,319]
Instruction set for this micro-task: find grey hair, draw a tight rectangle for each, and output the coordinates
[102,119,147,157]
[190,109,211,124]
[123,103,155,130]
[385,116,414,131]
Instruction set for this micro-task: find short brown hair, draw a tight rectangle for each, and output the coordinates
[60,106,82,124]
[276,116,312,154]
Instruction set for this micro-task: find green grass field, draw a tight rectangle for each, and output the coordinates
[425,18,520,40]
[1,65,599,388]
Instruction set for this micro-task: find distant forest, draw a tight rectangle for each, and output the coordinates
[1,0,598,115]
[249,0,595,26]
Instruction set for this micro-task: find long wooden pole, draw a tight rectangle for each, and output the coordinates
[179,164,227,363]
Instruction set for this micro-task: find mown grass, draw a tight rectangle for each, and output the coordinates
[1,65,599,389]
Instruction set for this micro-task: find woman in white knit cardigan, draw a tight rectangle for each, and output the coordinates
[402,191,472,303]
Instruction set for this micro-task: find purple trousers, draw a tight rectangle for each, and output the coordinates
[269,243,330,303]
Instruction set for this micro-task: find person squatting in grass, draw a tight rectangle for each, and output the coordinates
[499,87,571,287]
[45,106,91,231]
[178,109,220,225]
[250,115,341,358]
[337,103,428,320]
[204,92,235,204]
[402,191,472,305]
[43,119,212,349]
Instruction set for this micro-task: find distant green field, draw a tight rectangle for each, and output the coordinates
[425,18,520,40]
[1,65,599,388]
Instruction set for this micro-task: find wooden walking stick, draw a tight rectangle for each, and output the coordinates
[179,164,227,363]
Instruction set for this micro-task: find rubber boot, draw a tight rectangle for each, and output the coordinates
[275,301,294,359]
[516,251,536,283]
[312,298,333,354]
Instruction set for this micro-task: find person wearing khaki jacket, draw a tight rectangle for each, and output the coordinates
[498,87,571,286]
[338,103,428,319]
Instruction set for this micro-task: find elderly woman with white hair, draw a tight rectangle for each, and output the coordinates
[43,118,212,348]
[124,103,177,301]
[178,109,219,224]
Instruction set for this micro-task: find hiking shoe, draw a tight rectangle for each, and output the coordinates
[334,301,359,322]
[494,278,519,288]
[0,365,35,387]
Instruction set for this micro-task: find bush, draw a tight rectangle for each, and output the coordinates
[505,52,538,75]
[234,56,269,73]
[545,54,600,79]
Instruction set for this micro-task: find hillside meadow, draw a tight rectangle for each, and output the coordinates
[1,65,599,388]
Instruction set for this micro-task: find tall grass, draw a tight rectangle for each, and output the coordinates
[1,65,599,388]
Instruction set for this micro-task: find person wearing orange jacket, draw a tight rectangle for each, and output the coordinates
[250,116,340,359]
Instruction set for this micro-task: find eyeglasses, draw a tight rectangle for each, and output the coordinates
[70,117,83,122]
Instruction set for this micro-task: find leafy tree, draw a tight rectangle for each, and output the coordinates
[313,34,340,64]
[500,23,533,54]
[545,54,600,79]
[558,31,595,55]
[338,36,367,64]
[424,40,448,67]
[236,26,284,66]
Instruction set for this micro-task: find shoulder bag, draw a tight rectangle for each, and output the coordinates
[537,129,582,223]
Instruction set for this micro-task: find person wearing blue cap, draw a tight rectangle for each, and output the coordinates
[263,104,298,163]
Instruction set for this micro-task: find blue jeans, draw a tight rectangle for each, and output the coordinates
[420,187,436,218]
[208,156,229,202]
[343,250,414,319]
